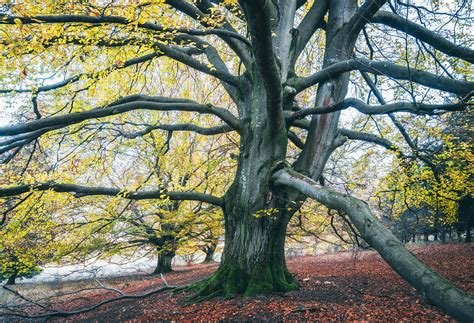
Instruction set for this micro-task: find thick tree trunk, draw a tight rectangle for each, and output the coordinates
[275,168,474,322]
[187,77,299,299]
[153,250,175,274]
[191,196,298,298]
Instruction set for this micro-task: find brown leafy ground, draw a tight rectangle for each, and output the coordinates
[4,243,474,321]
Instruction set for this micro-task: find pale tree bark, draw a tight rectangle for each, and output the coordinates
[273,168,474,322]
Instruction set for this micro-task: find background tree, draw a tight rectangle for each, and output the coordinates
[0,192,60,285]
[379,109,473,243]
[0,0,473,320]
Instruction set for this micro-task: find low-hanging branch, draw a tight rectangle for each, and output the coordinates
[0,182,224,206]
[288,57,474,95]
[272,168,474,322]
[0,96,241,137]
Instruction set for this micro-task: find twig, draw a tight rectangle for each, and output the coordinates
[160,273,169,287]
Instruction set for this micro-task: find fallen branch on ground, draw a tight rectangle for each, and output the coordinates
[1,284,178,319]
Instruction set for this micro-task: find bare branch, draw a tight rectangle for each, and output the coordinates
[371,10,474,63]
[288,57,474,95]
[1,285,176,319]
[288,96,470,120]
[337,128,398,152]
[0,95,241,137]
[0,182,224,206]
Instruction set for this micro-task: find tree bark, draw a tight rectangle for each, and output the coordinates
[153,250,175,274]
[6,273,16,285]
[274,168,474,322]
[187,77,298,299]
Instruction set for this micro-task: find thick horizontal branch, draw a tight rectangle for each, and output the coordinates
[288,57,474,95]
[0,95,241,137]
[0,182,224,206]
[288,97,469,120]
[0,13,250,47]
[371,11,474,63]
[117,123,233,138]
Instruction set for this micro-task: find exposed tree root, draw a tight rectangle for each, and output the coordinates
[178,261,299,303]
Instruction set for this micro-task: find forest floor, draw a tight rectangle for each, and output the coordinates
[1,243,473,321]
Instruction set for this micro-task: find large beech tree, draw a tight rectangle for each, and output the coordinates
[0,0,473,320]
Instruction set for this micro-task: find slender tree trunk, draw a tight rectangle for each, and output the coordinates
[440,229,446,243]
[153,250,175,274]
[202,242,217,263]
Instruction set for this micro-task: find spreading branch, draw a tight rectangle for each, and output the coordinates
[0,12,249,47]
[288,96,470,120]
[0,95,241,137]
[371,10,474,63]
[0,182,223,206]
[288,57,474,95]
